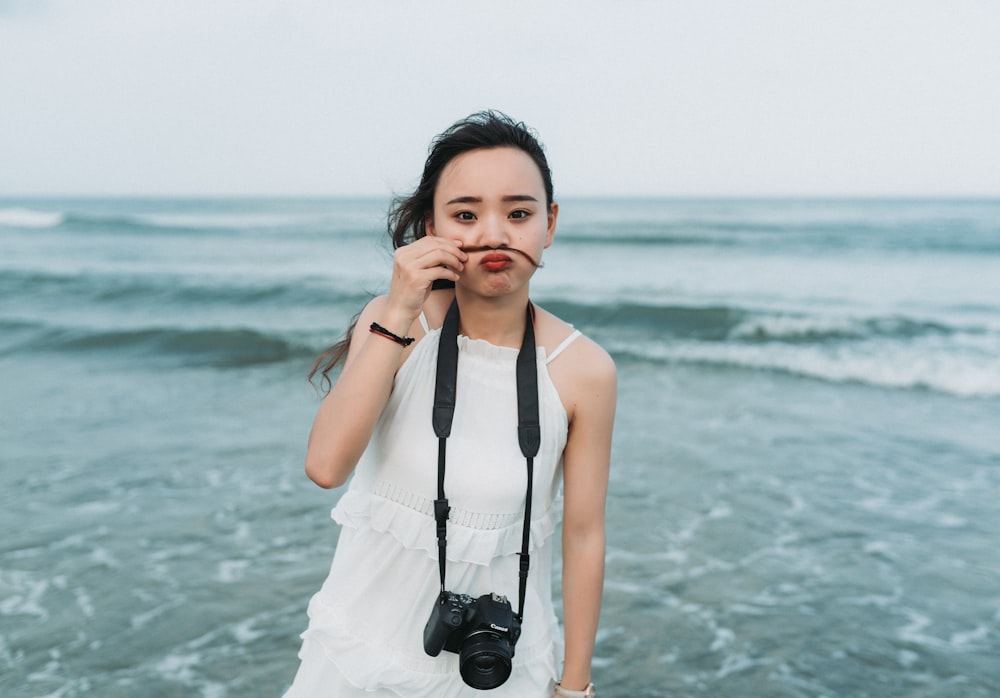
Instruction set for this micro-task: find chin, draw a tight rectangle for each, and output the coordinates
[459,276,518,298]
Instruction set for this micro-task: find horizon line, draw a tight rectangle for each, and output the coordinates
[3,192,999,201]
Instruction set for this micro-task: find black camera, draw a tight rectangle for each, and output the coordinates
[423,590,522,689]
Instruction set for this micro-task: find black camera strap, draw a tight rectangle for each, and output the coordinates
[432,297,540,622]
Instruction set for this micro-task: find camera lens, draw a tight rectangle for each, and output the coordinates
[458,631,513,689]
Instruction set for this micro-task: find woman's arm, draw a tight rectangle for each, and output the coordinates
[557,340,617,691]
[304,295,410,488]
[304,237,466,488]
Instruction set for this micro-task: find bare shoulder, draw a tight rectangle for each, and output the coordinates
[534,305,617,420]
[353,294,399,338]
[535,305,615,372]
[359,293,390,319]
[341,294,390,364]
[560,333,617,385]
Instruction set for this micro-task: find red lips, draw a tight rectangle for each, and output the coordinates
[480,251,512,271]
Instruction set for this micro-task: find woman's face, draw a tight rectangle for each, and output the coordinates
[427,146,557,297]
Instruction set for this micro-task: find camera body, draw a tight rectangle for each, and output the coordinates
[423,591,522,689]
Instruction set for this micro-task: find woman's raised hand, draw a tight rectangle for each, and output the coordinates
[386,236,466,322]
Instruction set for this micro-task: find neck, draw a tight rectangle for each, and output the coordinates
[453,288,530,348]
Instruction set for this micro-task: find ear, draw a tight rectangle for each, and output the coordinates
[544,202,558,248]
[425,212,437,237]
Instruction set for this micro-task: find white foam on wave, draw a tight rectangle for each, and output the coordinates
[74,587,95,619]
[0,633,15,667]
[147,635,242,697]
[35,676,92,698]
[626,334,1000,398]
[710,627,735,651]
[131,599,183,629]
[0,570,50,619]
[217,559,249,583]
[707,503,732,520]
[0,207,64,228]
[154,652,201,683]
[74,500,122,516]
[897,609,950,650]
[950,624,990,649]
[715,651,774,679]
[863,540,897,560]
[90,546,121,569]
[138,212,329,230]
[230,617,265,644]
[728,313,868,341]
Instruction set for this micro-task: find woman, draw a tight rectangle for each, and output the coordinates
[285,111,615,697]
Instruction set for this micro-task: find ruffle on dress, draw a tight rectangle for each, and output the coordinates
[287,494,564,697]
[332,480,560,567]
[299,596,561,697]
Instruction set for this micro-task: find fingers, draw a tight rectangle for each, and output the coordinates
[414,239,467,275]
[396,238,467,282]
[387,238,466,317]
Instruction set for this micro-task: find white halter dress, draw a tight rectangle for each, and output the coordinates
[284,315,581,697]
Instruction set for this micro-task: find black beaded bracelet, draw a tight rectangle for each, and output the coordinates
[369,322,414,347]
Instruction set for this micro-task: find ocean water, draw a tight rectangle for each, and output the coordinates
[1,197,998,697]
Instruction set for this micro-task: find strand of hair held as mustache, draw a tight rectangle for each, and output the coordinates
[461,245,545,268]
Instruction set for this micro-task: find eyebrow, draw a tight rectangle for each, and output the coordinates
[444,195,539,205]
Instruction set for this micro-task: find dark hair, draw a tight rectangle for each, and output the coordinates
[309,111,554,391]
[387,110,555,249]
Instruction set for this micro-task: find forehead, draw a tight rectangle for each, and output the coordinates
[435,147,545,202]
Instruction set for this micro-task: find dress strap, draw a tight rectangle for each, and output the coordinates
[418,311,430,334]
[545,329,582,364]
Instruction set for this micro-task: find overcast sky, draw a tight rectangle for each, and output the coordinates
[1,0,998,197]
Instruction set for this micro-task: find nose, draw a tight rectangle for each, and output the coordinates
[477,212,509,248]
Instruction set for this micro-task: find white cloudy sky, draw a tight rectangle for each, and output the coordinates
[1,0,998,197]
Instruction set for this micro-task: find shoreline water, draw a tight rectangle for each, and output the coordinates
[2,197,998,696]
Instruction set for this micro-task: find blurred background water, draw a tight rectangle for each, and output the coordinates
[1,197,998,696]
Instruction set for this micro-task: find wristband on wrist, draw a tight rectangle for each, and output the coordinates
[369,322,414,347]
[555,682,595,698]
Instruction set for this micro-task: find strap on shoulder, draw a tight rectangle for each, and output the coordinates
[545,329,582,364]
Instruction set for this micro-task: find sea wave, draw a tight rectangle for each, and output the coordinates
[64,211,239,236]
[0,269,375,309]
[3,323,318,367]
[608,337,1000,398]
[0,207,65,228]
[540,300,1000,398]
[725,314,957,344]
[0,204,386,238]
[5,286,998,395]
[556,214,1000,253]
[544,299,984,344]
[0,208,223,235]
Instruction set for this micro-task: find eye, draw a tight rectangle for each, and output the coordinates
[455,211,476,221]
[509,209,530,220]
